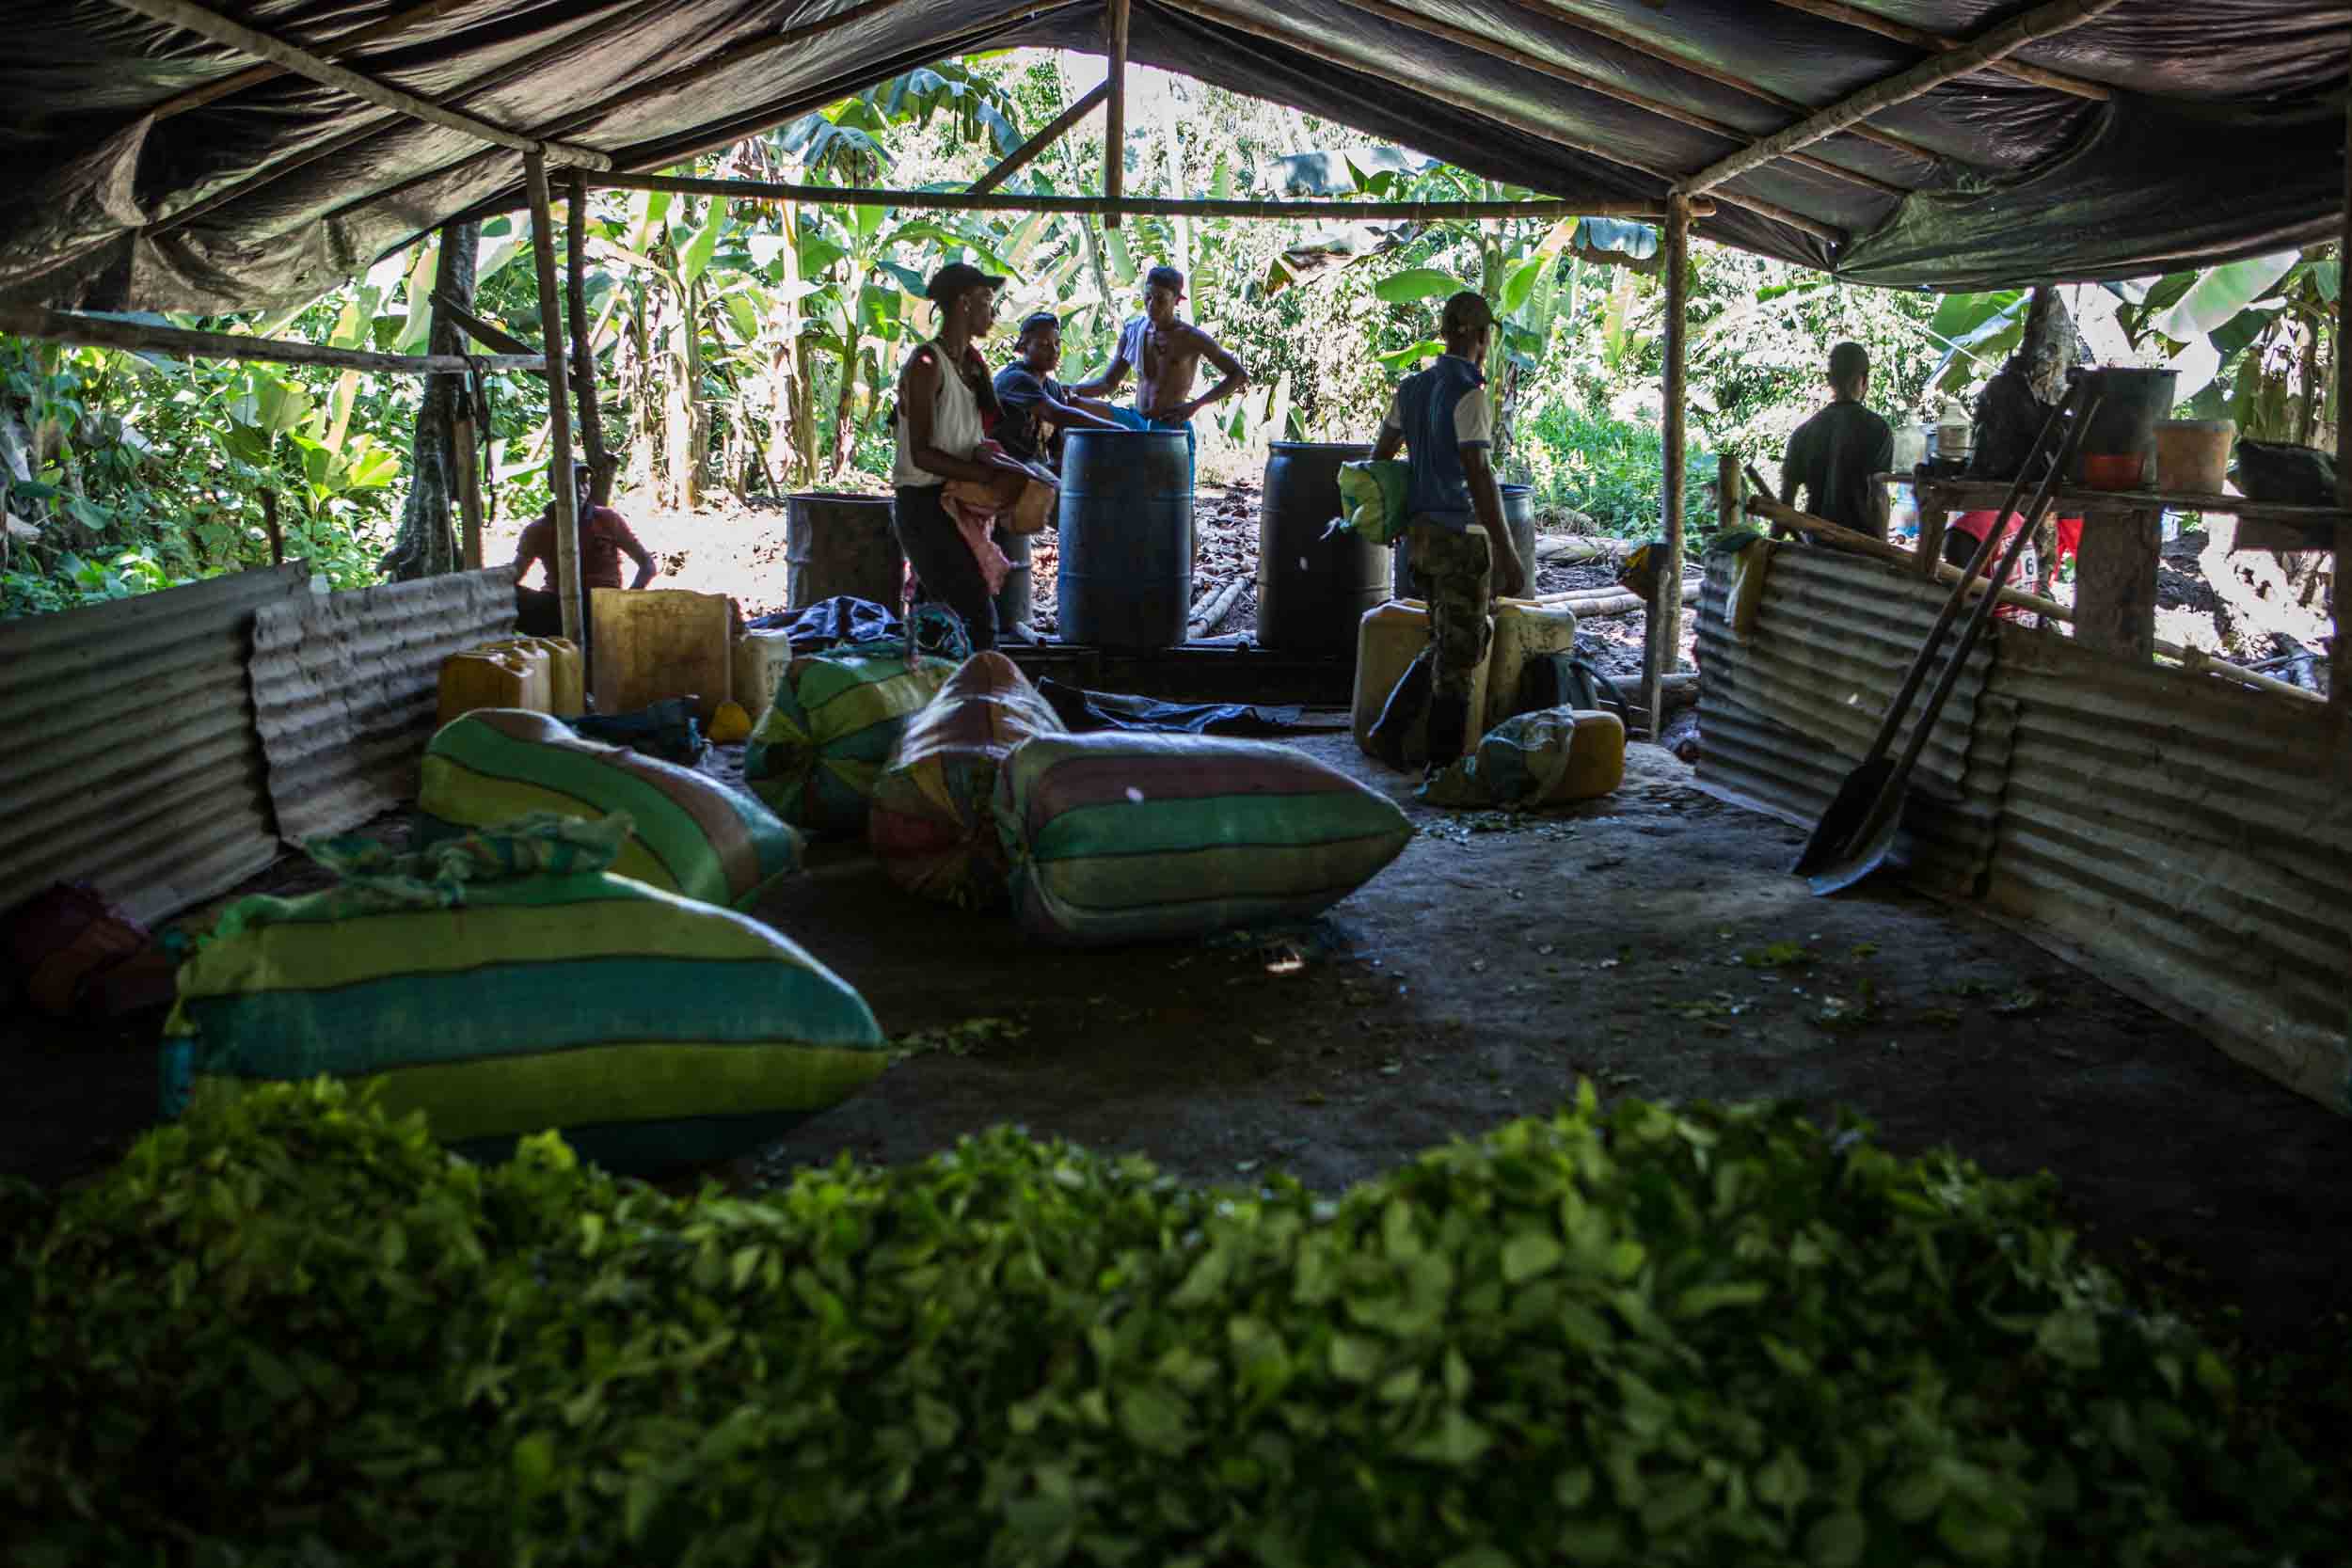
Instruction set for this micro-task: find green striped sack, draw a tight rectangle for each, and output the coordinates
[993,732,1414,944]
[742,640,960,836]
[160,814,886,1175]
[419,707,803,911]
[868,651,1065,909]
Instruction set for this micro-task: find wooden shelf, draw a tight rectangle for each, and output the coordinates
[1874,473,2348,548]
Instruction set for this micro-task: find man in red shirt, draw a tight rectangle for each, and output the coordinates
[514,463,655,634]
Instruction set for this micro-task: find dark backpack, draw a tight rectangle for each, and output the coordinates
[1518,652,1629,727]
[1367,647,1434,768]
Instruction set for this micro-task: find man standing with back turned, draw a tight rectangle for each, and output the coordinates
[1370,291,1526,776]
[1069,264,1248,490]
[1779,341,1895,540]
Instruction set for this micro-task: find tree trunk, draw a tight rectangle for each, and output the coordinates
[381,222,480,580]
[2018,283,2079,594]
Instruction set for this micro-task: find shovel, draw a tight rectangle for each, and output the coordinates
[1795,384,2101,896]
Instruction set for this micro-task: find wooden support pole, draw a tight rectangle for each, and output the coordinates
[453,413,484,572]
[0,305,542,376]
[151,0,476,121]
[1104,0,1130,229]
[525,151,584,653]
[261,489,283,566]
[972,81,1109,196]
[2070,504,2161,659]
[2336,55,2352,719]
[1327,0,1911,198]
[101,0,612,168]
[1718,451,1742,532]
[1643,192,1692,740]
[567,171,615,508]
[586,171,1697,222]
[1679,0,2125,197]
[1758,0,2110,99]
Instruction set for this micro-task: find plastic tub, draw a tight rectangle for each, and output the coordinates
[2154,419,2235,495]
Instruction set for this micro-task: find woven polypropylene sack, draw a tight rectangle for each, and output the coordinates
[742,641,959,836]
[868,652,1064,908]
[160,815,885,1175]
[420,708,803,911]
[993,732,1413,944]
[1419,707,1626,810]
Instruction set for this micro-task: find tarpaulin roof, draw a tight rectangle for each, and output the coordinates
[0,0,2344,313]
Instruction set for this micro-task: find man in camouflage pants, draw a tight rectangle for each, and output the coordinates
[1371,291,1528,773]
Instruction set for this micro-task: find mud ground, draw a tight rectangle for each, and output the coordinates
[7,732,2344,1349]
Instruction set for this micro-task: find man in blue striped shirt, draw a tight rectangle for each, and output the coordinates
[1371,291,1526,771]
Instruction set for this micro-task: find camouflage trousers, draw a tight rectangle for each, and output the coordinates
[1406,519,1493,706]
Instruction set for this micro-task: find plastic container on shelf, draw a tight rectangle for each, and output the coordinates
[591,587,732,723]
[437,646,546,729]
[1350,598,1490,765]
[2153,419,2235,495]
[1486,598,1580,725]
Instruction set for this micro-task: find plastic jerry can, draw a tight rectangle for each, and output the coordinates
[1557,708,1628,800]
[481,637,582,716]
[1486,598,1580,726]
[436,647,546,730]
[1351,598,1490,765]
[591,587,732,723]
[731,629,795,729]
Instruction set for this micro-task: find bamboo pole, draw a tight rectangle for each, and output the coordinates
[567,172,616,508]
[0,305,542,376]
[1160,0,1836,244]
[151,0,476,121]
[1758,0,2109,100]
[1499,0,1944,167]
[1680,0,2126,197]
[100,0,612,168]
[1718,452,1742,532]
[1643,192,1692,738]
[1324,0,1910,198]
[973,81,1108,196]
[1104,0,1130,230]
[525,151,584,652]
[587,171,1695,221]
[1744,487,2326,705]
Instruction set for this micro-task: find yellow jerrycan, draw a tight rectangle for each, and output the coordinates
[1486,599,1580,725]
[437,646,543,729]
[592,587,732,722]
[1351,598,1490,765]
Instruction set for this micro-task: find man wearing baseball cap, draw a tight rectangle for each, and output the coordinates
[993,310,1127,471]
[1069,263,1248,490]
[890,261,1041,651]
[1369,289,1526,775]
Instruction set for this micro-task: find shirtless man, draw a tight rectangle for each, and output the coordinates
[1069,264,1248,487]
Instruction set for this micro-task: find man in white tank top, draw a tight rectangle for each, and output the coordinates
[892,262,1040,651]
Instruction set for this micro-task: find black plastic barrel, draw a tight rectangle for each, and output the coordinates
[1392,483,1537,598]
[2070,368,2178,487]
[1256,441,1390,653]
[1057,429,1193,649]
[993,527,1033,630]
[787,492,903,611]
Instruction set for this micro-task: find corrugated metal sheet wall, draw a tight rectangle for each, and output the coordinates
[1698,544,2352,1116]
[0,564,310,922]
[1695,546,2011,898]
[248,567,514,844]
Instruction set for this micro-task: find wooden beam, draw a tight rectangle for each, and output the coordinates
[970,80,1108,197]
[0,304,543,376]
[100,0,613,168]
[430,290,540,358]
[453,413,485,572]
[525,151,584,651]
[2336,48,2352,720]
[1759,0,2110,100]
[1157,0,1836,243]
[1680,0,2126,196]
[151,0,477,121]
[1327,0,1909,199]
[588,171,1696,221]
[1511,0,1945,167]
[1642,191,1692,738]
[567,171,616,509]
[2070,507,2161,659]
[1104,0,1130,230]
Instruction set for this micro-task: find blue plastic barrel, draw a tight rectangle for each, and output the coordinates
[1057,429,1194,648]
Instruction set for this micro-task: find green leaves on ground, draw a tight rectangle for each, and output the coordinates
[2,1079,2338,1566]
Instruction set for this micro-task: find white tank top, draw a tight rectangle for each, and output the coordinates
[892,340,985,487]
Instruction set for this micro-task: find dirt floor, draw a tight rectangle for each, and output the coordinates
[15,729,2344,1353]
